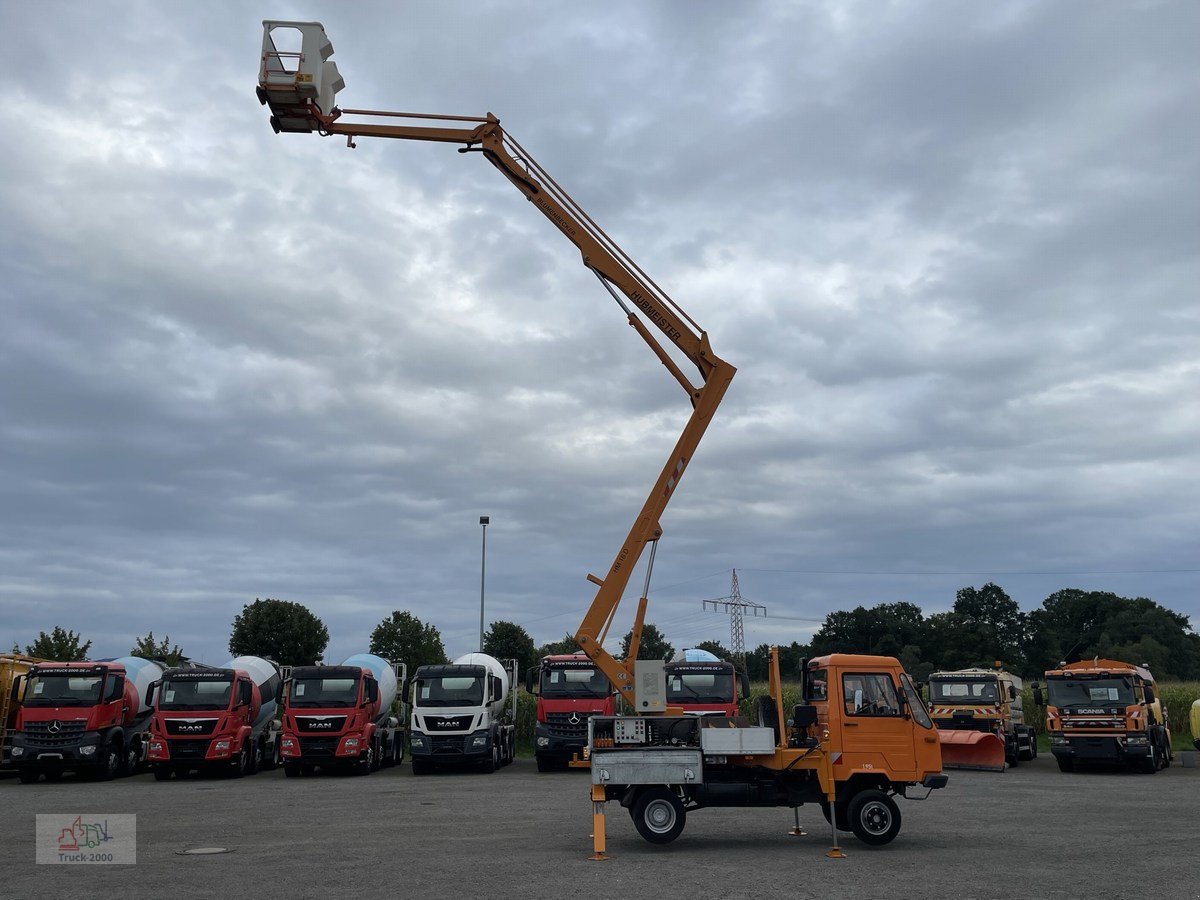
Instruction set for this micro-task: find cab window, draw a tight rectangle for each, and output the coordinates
[842,672,900,717]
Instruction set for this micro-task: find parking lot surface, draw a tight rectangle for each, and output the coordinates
[1,755,1195,900]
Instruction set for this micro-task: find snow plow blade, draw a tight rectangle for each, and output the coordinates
[937,730,1006,771]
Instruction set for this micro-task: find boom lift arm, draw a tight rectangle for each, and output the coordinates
[258,21,736,708]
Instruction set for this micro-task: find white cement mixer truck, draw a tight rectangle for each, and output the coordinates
[280,653,405,776]
[146,656,282,779]
[408,653,517,775]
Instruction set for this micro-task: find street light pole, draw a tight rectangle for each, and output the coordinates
[478,515,490,652]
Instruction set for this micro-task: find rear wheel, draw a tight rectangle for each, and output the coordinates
[1017,730,1036,762]
[631,787,686,845]
[847,789,902,846]
[122,744,141,777]
[819,798,850,831]
[96,742,120,781]
[481,741,498,774]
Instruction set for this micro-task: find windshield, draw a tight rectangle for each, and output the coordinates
[667,672,734,704]
[1047,677,1134,708]
[930,679,1000,704]
[289,677,359,708]
[23,674,104,706]
[541,666,609,698]
[415,676,484,708]
[160,678,233,710]
[900,674,934,729]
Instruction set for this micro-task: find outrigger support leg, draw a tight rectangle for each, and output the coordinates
[588,784,610,861]
[787,806,807,836]
[825,804,845,859]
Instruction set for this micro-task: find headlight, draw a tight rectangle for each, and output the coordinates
[80,745,97,756]
[150,741,164,753]
[215,740,231,751]
[11,747,23,757]
[410,735,427,748]
[344,738,360,749]
[471,732,488,748]
[536,737,550,747]
[1049,735,1067,745]
[281,738,296,750]
[1126,735,1148,744]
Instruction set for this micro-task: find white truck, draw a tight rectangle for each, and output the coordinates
[408,653,516,775]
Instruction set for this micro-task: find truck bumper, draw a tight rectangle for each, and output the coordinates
[10,734,103,770]
[533,724,586,762]
[409,729,491,761]
[1052,736,1151,764]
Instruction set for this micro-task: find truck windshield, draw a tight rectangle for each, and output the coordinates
[1047,677,1134,708]
[415,676,484,708]
[160,678,233,710]
[290,677,358,708]
[930,679,1000,704]
[667,672,734,704]
[541,666,609,698]
[23,674,103,706]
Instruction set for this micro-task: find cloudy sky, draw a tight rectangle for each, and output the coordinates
[2,1,1196,667]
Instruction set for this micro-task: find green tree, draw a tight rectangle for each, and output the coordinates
[809,601,927,657]
[228,598,329,666]
[537,633,580,657]
[130,631,186,666]
[619,623,674,661]
[26,627,91,661]
[369,610,447,671]
[483,620,539,674]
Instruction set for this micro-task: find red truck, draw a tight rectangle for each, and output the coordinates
[10,657,163,783]
[146,656,282,780]
[664,652,749,717]
[526,653,615,772]
[279,653,404,777]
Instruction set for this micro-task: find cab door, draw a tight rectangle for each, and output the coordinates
[836,670,917,779]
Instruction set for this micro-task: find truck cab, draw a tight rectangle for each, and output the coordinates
[927,667,1036,770]
[10,658,161,783]
[408,654,516,775]
[664,653,748,718]
[1039,658,1173,773]
[526,653,615,772]
[146,664,280,779]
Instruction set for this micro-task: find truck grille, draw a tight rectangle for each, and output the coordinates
[295,716,347,732]
[545,711,591,739]
[423,715,472,732]
[164,719,218,736]
[22,721,86,747]
[168,739,212,759]
[1063,718,1126,731]
[431,736,465,755]
[299,737,340,758]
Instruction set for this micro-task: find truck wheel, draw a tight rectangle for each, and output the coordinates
[17,769,39,784]
[283,763,302,778]
[536,756,553,773]
[411,759,432,776]
[355,744,375,776]
[262,739,280,771]
[1018,730,1036,762]
[153,768,172,782]
[121,744,141,777]
[229,743,249,778]
[481,742,498,774]
[44,769,63,782]
[631,787,686,845]
[1056,756,1074,773]
[847,789,902,846]
[819,798,850,831]
[96,742,121,781]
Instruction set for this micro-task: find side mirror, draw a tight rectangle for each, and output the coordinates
[490,675,502,703]
[365,680,379,705]
[275,682,285,705]
[1008,685,1018,701]
[12,674,26,703]
[1032,685,1044,707]
[738,672,750,700]
[1144,687,1156,704]
[525,668,535,694]
[144,680,160,707]
[106,675,126,703]
[402,678,412,699]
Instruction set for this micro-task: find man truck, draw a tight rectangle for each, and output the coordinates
[409,652,516,775]
[526,653,615,772]
[10,656,163,783]
[280,653,404,777]
[927,666,1036,771]
[146,655,282,779]
[1035,657,1173,773]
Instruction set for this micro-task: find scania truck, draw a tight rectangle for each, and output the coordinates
[526,653,615,772]
[1035,658,1173,773]
[11,656,163,783]
[409,653,516,775]
[146,656,282,779]
[280,653,404,777]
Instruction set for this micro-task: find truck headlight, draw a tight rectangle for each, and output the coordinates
[1049,735,1067,745]
[215,740,231,751]
[471,732,488,748]
[536,737,549,747]
[411,735,427,749]
[80,745,97,756]
[344,738,360,749]
[1126,735,1148,744]
[11,747,23,758]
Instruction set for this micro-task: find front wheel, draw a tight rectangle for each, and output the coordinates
[481,742,498,774]
[283,762,302,778]
[152,767,172,782]
[17,769,39,785]
[630,787,686,845]
[411,759,432,776]
[1056,756,1075,773]
[847,789,902,846]
[355,744,375,776]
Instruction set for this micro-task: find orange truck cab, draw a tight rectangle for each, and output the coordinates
[1037,658,1173,773]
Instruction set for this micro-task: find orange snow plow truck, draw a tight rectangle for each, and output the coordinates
[927,666,1036,772]
[1036,658,1173,773]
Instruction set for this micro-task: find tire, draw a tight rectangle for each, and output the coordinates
[1017,730,1036,762]
[153,768,172,782]
[96,742,120,781]
[630,787,686,845]
[382,737,397,769]
[249,741,263,775]
[17,769,39,785]
[819,798,850,831]
[355,744,375,776]
[481,741,498,774]
[1137,741,1159,774]
[536,756,553,773]
[411,759,432,776]
[847,789,902,846]
[229,743,250,779]
[261,739,280,771]
[283,762,302,778]
[122,744,141,777]
[1056,756,1074,773]
[43,769,64,782]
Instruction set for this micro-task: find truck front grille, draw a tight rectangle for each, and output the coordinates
[168,739,211,759]
[545,711,591,739]
[299,737,340,758]
[431,736,465,755]
[22,721,86,747]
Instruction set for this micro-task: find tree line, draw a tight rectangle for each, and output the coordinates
[14,585,1199,683]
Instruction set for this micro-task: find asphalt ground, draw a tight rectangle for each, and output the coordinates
[1,753,1195,900]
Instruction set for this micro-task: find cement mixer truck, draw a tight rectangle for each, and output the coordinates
[2,653,46,771]
[280,653,405,776]
[409,653,517,775]
[145,656,282,780]
[10,656,163,783]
